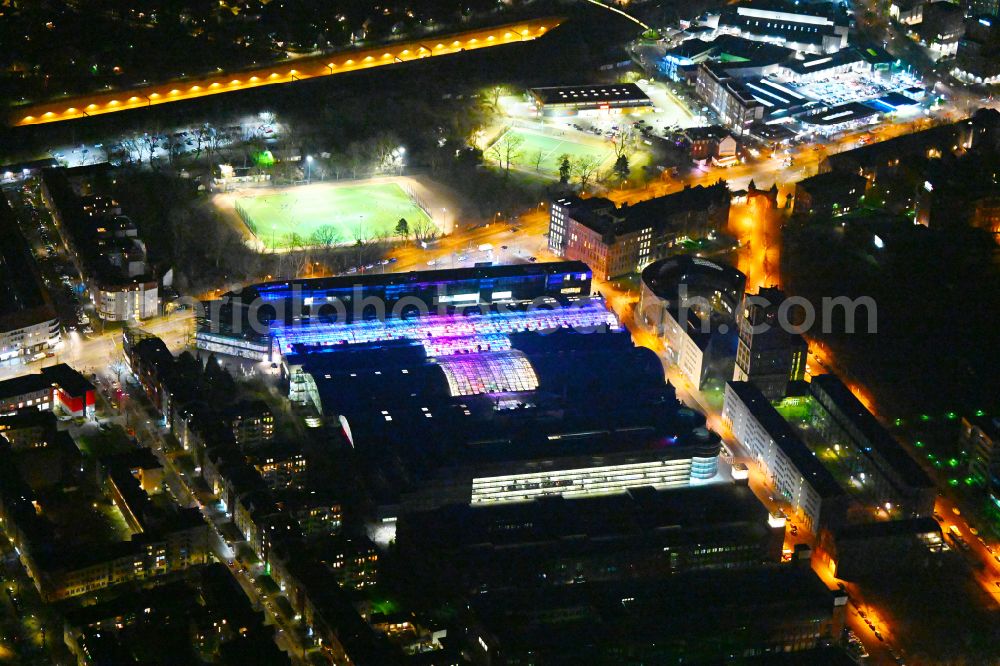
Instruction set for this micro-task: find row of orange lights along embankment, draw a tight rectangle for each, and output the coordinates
[12,23,556,127]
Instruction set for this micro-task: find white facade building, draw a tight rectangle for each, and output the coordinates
[722,381,844,532]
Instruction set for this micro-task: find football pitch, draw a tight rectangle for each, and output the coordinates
[233,182,433,250]
[490,127,614,176]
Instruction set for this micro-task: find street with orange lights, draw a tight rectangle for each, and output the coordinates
[8,18,563,127]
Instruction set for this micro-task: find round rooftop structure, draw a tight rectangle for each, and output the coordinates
[640,255,747,312]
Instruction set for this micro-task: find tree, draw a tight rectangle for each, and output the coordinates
[531,150,545,173]
[488,132,524,179]
[558,155,572,185]
[485,85,507,111]
[311,225,342,247]
[395,218,409,238]
[412,218,437,242]
[573,155,601,192]
[613,155,631,184]
[610,126,634,160]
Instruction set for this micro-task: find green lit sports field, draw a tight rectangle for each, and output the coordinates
[490,127,614,176]
[234,182,433,249]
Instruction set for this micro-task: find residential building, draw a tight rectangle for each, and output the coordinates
[734,287,808,400]
[723,381,847,532]
[223,399,275,449]
[40,166,159,321]
[246,442,307,490]
[918,2,966,59]
[793,171,868,216]
[548,184,731,280]
[684,125,738,164]
[890,0,925,25]
[0,196,60,367]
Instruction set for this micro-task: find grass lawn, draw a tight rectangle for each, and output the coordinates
[234,182,433,250]
[490,127,614,177]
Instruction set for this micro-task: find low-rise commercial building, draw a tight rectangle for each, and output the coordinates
[723,381,847,532]
[528,84,653,117]
[0,363,95,419]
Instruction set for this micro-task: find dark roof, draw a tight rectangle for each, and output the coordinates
[640,254,746,303]
[400,483,772,549]
[823,122,962,171]
[0,194,57,333]
[809,374,933,489]
[727,381,844,498]
[40,363,93,396]
[0,372,52,400]
[800,102,881,127]
[244,260,592,301]
[559,183,731,238]
[783,49,864,76]
[529,83,652,106]
[471,567,838,653]
[795,170,868,194]
[836,516,940,540]
[683,125,732,142]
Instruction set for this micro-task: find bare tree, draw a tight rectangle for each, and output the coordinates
[373,132,402,173]
[485,84,507,112]
[139,134,156,162]
[488,132,524,179]
[531,150,545,173]
[412,218,437,242]
[610,126,634,160]
[573,155,602,192]
[311,225,342,247]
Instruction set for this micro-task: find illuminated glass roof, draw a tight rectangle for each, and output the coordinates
[438,350,539,397]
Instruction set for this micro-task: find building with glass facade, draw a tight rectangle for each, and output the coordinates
[211,263,724,517]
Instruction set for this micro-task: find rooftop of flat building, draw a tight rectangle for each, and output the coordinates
[400,483,772,550]
[809,374,933,489]
[727,380,845,498]
[528,83,652,106]
[0,195,56,333]
[557,182,731,238]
